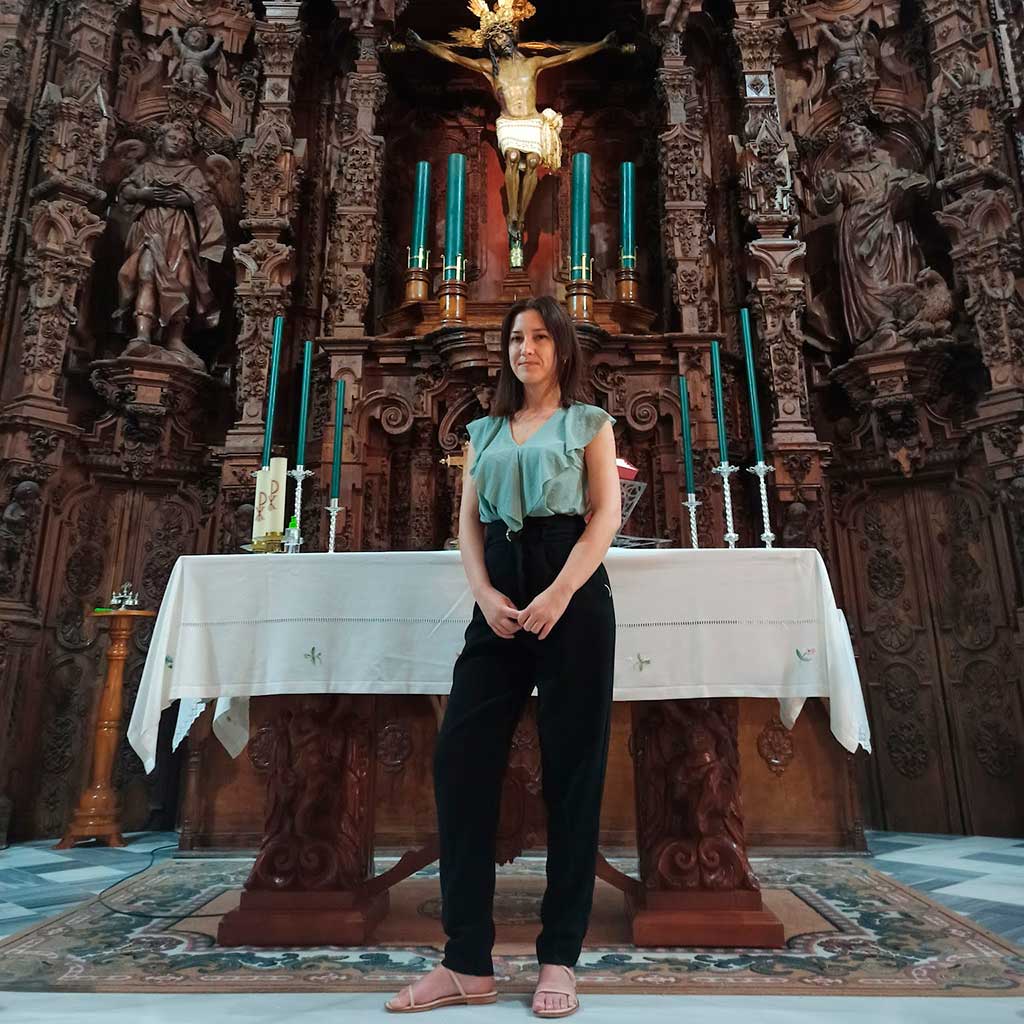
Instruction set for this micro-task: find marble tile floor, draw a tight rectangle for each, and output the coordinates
[0,831,1022,1023]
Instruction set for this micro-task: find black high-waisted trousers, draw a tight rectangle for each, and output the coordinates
[434,514,616,976]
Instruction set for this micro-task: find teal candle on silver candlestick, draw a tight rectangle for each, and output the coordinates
[677,374,696,494]
[710,340,729,463]
[444,153,466,281]
[620,161,636,268]
[739,307,765,463]
[295,340,313,467]
[330,378,345,500]
[261,315,284,468]
[571,152,591,281]
[410,161,431,269]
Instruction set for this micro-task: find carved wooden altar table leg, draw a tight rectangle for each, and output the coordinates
[218,694,390,946]
[624,698,784,947]
[56,609,157,850]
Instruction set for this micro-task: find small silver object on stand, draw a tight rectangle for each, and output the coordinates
[110,582,139,609]
[712,461,740,549]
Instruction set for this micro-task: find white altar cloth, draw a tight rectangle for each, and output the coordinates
[126,547,871,773]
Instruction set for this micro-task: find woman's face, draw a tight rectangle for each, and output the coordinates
[508,309,558,391]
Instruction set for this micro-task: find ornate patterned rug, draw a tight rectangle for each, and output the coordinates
[0,857,1021,995]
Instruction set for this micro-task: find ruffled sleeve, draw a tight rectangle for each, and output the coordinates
[564,403,616,460]
[465,416,503,476]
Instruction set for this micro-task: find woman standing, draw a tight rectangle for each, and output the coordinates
[387,296,620,1018]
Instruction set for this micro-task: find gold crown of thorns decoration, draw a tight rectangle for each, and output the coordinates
[450,0,536,47]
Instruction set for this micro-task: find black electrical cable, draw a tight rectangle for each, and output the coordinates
[92,843,242,919]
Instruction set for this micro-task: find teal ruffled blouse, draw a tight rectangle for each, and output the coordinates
[466,402,616,534]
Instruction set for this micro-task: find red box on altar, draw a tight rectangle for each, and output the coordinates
[617,458,639,481]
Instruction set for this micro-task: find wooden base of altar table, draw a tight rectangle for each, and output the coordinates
[214,696,785,950]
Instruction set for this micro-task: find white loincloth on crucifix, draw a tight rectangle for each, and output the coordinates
[495,108,563,171]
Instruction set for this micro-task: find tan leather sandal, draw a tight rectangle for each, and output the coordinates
[385,965,498,1013]
[532,964,579,1019]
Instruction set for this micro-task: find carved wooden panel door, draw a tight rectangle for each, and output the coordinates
[837,482,1024,835]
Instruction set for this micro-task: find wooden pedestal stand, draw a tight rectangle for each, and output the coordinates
[56,609,157,849]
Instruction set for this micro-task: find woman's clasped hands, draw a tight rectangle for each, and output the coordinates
[478,582,572,642]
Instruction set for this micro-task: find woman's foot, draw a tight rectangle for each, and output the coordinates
[532,964,578,1017]
[385,963,496,1012]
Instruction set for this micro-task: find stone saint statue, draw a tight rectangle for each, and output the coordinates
[168,26,225,92]
[112,122,230,371]
[408,0,614,266]
[815,122,931,353]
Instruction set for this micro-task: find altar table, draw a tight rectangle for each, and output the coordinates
[125,547,870,949]
[128,547,870,771]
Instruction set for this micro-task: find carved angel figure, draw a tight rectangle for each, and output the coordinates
[817,14,877,85]
[660,0,686,32]
[815,122,931,354]
[111,123,234,371]
[0,481,40,595]
[168,25,224,91]
[347,0,377,28]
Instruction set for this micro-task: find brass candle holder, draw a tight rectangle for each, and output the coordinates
[404,245,431,303]
[439,251,467,323]
[567,253,595,323]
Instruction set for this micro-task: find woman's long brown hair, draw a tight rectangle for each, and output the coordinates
[490,296,588,418]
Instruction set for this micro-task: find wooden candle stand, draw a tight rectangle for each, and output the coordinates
[56,609,157,849]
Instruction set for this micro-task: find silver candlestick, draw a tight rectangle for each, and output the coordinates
[682,492,700,549]
[325,497,341,553]
[287,465,313,539]
[748,460,775,548]
[712,461,740,549]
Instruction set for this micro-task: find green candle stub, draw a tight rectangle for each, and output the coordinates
[296,340,313,468]
[331,378,346,500]
[261,315,285,468]
[710,340,729,464]
[444,153,466,281]
[571,152,591,281]
[410,161,431,269]
[677,374,696,494]
[739,307,765,463]
[620,161,636,268]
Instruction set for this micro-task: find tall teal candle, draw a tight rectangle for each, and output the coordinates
[620,161,636,267]
[295,340,313,468]
[444,153,466,281]
[330,378,345,500]
[710,340,729,464]
[677,374,696,494]
[261,315,284,468]
[739,307,765,463]
[570,152,591,281]
[410,161,431,269]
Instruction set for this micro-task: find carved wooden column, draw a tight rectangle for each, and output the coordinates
[218,695,388,945]
[226,18,305,459]
[656,35,714,337]
[620,698,784,946]
[0,0,47,321]
[323,31,387,337]
[732,9,828,523]
[927,3,1024,493]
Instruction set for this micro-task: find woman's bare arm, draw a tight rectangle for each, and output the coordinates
[550,421,621,594]
[458,441,490,599]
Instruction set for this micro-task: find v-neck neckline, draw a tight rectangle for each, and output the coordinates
[506,406,564,447]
